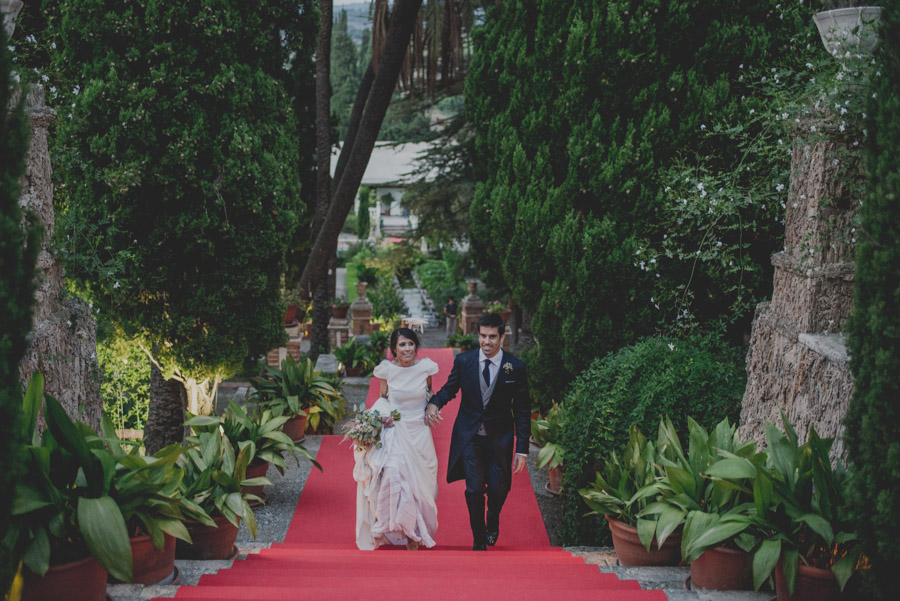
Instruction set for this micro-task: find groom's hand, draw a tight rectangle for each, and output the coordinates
[512,454,527,474]
[425,404,442,428]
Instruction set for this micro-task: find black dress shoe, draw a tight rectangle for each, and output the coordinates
[486,531,499,546]
[473,543,487,551]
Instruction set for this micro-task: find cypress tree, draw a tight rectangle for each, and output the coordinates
[357,185,371,239]
[466,0,810,402]
[49,0,312,412]
[0,25,38,593]
[846,5,900,599]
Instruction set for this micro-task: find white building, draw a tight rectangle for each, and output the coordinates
[331,142,434,249]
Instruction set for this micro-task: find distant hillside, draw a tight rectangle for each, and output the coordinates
[337,2,372,45]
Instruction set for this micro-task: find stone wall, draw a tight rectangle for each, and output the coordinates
[16,85,102,431]
[738,114,861,460]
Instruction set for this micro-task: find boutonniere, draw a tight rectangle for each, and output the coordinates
[503,362,513,374]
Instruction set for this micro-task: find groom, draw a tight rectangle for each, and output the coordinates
[426,313,531,550]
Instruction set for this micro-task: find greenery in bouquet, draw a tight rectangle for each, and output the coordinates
[342,406,402,452]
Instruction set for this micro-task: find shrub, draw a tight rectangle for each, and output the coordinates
[845,5,900,598]
[558,335,746,545]
[416,260,467,310]
[98,339,151,431]
[368,277,408,319]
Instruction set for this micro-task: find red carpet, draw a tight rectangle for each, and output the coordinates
[157,348,667,601]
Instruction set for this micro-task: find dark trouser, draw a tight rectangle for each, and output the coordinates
[461,434,510,545]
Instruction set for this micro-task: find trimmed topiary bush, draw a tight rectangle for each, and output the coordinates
[558,335,746,545]
[845,5,900,600]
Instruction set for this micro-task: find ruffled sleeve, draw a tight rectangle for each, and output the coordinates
[372,360,393,379]
[421,358,439,376]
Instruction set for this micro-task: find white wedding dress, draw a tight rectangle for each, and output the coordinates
[354,358,440,550]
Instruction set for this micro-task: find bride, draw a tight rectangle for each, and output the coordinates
[354,327,440,550]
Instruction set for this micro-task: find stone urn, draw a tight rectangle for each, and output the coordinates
[356,281,368,298]
[1,0,24,38]
[813,7,883,57]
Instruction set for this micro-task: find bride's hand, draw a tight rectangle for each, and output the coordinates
[425,404,442,428]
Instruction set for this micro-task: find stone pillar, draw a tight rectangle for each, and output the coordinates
[461,281,484,335]
[350,282,373,335]
[739,112,860,461]
[328,317,351,349]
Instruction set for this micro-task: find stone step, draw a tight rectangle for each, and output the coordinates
[566,547,773,601]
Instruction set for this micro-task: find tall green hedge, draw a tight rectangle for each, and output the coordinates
[48,0,313,383]
[465,0,811,402]
[0,27,37,593]
[558,335,746,545]
[845,5,900,599]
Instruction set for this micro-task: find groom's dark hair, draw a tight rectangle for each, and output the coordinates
[477,313,505,336]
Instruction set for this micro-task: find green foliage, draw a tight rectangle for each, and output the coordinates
[98,339,150,431]
[415,260,467,311]
[1,23,36,593]
[558,335,746,545]
[48,0,312,383]
[7,375,133,582]
[532,402,566,470]
[357,186,371,239]
[845,5,900,598]
[251,355,346,433]
[446,330,478,351]
[466,0,815,400]
[177,430,260,537]
[579,425,662,528]
[333,339,379,376]
[331,8,361,138]
[368,276,408,320]
[367,329,390,354]
[185,401,319,476]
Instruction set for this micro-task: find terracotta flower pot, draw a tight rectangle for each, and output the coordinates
[775,562,841,601]
[606,516,682,566]
[344,365,363,377]
[176,516,239,560]
[282,412,308,443]
[690,546,751,591]
[22,555,107,601]
[331,305,349,319]
[242,460,270,507]
[112,533,177,585]
[546,464,563,495]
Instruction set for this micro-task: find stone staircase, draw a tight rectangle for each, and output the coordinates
[108,545,775,601]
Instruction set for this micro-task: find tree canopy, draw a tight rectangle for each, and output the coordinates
[465,0,812,400]
[49,0,316,398]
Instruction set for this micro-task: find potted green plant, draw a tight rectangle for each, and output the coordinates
[579,424,681,566]
[642,416,760,590]
[185,400,320,505]
[367,329,390,355]
[250,355,345,442]
[330,295,350,319]
[446,330,478,351]
[738,417,863,600]
[7,374,134,600]
[531,402,567,495]
[333,339,377,377]
[98,418,213,585]
[174,431,265,560]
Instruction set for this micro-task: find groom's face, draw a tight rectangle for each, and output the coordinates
[478,325,502,358]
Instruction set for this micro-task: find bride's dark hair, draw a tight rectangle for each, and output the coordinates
[389,327,420,358]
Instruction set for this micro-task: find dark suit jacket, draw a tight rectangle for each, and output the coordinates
[429,349,530,483]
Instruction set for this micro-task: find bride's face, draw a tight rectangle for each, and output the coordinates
[395,335,417,365]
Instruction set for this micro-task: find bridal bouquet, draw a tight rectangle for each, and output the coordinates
[343,406,401,451]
